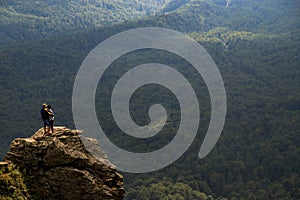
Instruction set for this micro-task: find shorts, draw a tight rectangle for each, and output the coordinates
[42,118,50,127]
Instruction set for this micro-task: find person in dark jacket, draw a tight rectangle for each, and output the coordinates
[40,103,50,134]
[47,104,55,133]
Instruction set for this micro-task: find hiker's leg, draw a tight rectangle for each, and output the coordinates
[50,121,54,133]
[43,119,47,133]
[45,119,50,134]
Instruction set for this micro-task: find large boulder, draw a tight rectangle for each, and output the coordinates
[4,127,125,200]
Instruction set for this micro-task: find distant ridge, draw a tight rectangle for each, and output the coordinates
[0,0,172,45]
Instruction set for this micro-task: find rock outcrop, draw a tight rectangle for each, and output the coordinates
[0,161,30,199]
[3,127,125,200]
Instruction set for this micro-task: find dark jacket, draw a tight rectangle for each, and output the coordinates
[40,108,50,119]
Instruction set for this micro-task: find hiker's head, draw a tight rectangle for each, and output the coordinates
[47,105,52,109]
[42,103,47,108]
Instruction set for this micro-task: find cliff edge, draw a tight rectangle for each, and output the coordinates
[1,127,125,200]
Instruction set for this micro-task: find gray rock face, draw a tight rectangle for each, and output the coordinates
[5,127,125,200]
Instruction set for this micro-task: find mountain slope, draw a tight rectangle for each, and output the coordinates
[0,0,171,45]
[0,0,299,199]
[152,0,300,33]
[1,0,298,46]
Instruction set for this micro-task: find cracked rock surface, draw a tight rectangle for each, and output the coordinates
[5,127,125,200]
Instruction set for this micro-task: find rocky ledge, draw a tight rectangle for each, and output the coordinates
[3,127,125,200]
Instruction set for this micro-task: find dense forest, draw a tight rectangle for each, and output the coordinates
[0,0,171,45]
[0,0,299,199]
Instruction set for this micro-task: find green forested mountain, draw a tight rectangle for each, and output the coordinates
[0,0,171,45]
[149,0,300,33]
[0,0,299,199]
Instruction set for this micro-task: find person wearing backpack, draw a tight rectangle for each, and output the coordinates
[47,104,55,133]
[40,103,50,134]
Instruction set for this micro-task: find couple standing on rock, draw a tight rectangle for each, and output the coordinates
[40,103,55,135]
